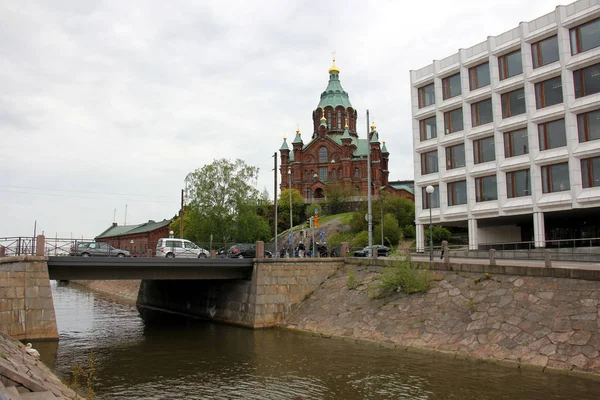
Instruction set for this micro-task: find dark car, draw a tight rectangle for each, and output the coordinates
[227,244,272,258]
[353,245,390,257]
[70,242,131,257]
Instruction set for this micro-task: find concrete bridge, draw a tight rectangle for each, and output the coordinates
[47,257,255,280]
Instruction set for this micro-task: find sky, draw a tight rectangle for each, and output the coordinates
[0,0,559,239]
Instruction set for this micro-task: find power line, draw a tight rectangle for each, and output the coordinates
[0,189,178,204]
[0,185,178,200]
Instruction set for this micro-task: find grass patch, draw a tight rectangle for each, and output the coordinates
[346,267,358,289]
[371,255,432,298]
[320,212,354,225]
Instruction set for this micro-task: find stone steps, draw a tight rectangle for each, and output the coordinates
[0,386,57,400]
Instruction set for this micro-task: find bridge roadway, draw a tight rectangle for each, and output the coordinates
[47,256,255,281]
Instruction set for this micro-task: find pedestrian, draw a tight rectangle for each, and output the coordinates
[298,241,305,258]
[440,240,448,260]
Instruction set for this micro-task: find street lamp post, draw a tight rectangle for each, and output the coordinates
[288,168,293,258]
[426,185,434,262]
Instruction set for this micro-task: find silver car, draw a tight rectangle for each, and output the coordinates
[155,238,210,258]
[70,242,131,257]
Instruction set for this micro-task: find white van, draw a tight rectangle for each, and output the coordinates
[155,238,210,258]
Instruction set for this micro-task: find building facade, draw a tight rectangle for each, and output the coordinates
[280,61,393,202]
[95,219,172,256]
[410,0,600,251]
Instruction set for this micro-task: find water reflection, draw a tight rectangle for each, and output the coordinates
[44,281,600,400]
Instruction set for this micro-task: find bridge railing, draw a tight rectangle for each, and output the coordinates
[0,236,94,257]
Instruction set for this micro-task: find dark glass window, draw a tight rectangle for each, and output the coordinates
[419,116,437,141]
[538,119,567,150]
[577,109,600,143]
[474,136,495,164]
[501,88,526,118]
[418,83,435,108]
[504,129,529,158]
[581,156,600,188]
[499,50,523,80]
[469,63,490,90]
[444,108,463,134]
[535,77,563,109]
[445,144,465,169]
[574,63,600,98]
[442,73,461,99]
[570,18,600,55]
[422,185,440,209]
[448,180,467,206]
[319,166,327,182]
[471,98,493,126]
[420,151,439,175]
[475,175,498,202]
[541,162,570,193]
[319,147,328,162]
[507,169,531,198]
[532,36,559,68]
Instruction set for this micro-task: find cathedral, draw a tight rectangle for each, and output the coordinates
[279,60,392,202]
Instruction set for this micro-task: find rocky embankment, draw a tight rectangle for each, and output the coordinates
[0,330,80,399]
[280,263,600,377]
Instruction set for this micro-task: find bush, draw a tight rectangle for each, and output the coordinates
[349,212,367,233]
[349,230,368,249]
[402,225,416,239]
[373,255,432,298]
[346,267,358,289]
[424,226,451,244]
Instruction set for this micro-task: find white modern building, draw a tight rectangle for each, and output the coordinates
[410,0,600,251]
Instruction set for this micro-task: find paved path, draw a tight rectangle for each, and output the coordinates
[410,254,600,271]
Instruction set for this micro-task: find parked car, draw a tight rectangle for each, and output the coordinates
[353,245,390,257]
[227,243,272,258]
[155,238,210,258]
[70,242,131,257]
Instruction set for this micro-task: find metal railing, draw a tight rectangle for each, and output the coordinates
[0,236,95,257]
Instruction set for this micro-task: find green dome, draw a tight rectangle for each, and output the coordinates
[317,70,353,110]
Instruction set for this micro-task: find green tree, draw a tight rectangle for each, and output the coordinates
[374,213,402,246]
[424,226,452,244]
[185,158,265,244]
[278,188,304,232]
[349,211,367,233]
[325,182,354,214]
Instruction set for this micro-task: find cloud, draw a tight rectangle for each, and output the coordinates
[0,0,557,237]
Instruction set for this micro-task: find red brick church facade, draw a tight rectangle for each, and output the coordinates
[279,60,401,202]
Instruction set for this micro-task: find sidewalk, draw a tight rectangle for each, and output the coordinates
[410,254,600,271]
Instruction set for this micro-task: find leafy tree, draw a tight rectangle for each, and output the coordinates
[373,213,402,246]
[184,158,265,244]
[349,211,367,233]
[278,188,304,232]
[350,230,368,249]
[325,182,354,214]
[375,193,415,228]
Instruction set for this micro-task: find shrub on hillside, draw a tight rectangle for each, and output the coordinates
[350,231,368,249]
[424,226,451,244]
[402,225,416,239]
[349,212,367,233]
[371,255,432,298]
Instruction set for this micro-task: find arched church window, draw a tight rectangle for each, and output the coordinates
[337,111,342,129]
[356,186,360,194]
[338,168,343,178]
[304,170,308,181]
[331,169,336,180]
[354,168,359,178]
[319,167,327,182]
[327,111,331,129]
[319,147,328,163]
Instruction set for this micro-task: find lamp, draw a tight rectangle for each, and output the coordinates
[425,185,434,262]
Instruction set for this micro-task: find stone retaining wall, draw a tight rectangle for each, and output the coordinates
[0,256,58,340]
[281,262,600,375]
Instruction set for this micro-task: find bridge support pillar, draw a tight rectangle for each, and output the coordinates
[0,256,58,340]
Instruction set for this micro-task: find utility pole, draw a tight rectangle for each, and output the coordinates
[273,152,278,257]
[366,109,373,258]
[180,189,184,238]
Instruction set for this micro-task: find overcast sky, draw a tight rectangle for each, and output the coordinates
[1,0,557,239]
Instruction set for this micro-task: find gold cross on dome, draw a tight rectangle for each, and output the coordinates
[331,50,336,63]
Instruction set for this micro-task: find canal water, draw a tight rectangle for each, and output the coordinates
[35,281,600,399]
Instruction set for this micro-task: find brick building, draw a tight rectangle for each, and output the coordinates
[95,219,172,256]
[279,60,391,202]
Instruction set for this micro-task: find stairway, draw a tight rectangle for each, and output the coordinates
[0,380,57,399]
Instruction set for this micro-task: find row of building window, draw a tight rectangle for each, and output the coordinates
[297,167,364,183]
[418,63,600,141]
[417,18,600,108]
[420,109,600,174]
[421,156,600,208]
